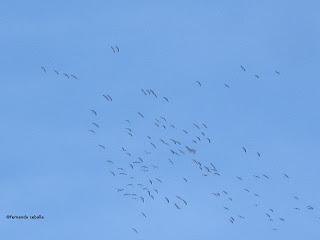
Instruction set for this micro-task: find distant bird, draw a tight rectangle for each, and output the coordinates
[170,139,181,145]
[160,116,166,122]
[102,94,112,101]
[98,144,106,150]
[307,205,314,210]
[176,196,187,205]
[185,146,196,154]
[88,129,95,134]
[195,81,202,87]
[224,83,230,88]
[257,152,261,157]
[111,46,116,53]
[183,177,188,182]
[254,74,260,79]
[92,122,100,128]
[70,74,78,79]
[165,197,170,203]
[240,65,246,71]
[242,147,247,153]
[174,203,181,209]
[138,112,144,118]
[275,70,280,75]
[115,46,120,52]
[90,109,97,116]
[283,173,290,179]
[41,66,46,73]
[149,89,157,98]
[54,69,59,75]
[131,228,138,234]
[63,73,70,79]
[163,97,169,102]
[193,123,200,129]
[141,89,147,95]
[141,212,147,218]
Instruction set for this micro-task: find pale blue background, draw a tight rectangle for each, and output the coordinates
[1,0,320,239]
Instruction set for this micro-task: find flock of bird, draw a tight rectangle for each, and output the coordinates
[40,66,78,80]
[41,48,318,238]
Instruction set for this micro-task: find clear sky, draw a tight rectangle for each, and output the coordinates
[1,0,320,239]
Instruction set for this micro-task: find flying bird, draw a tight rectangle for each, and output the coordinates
[138,112,144,118]
[63,73,70,79]
[185,146,196,154]
[141,89,147,95]
[98,144,106,150]
[240,65,246,71]
[70,74,78,79]
[102,94,112,101]
[195,81,202,87]
[242,146,247,153]
[41,66,46,73]
[90,109,97,116]
[174,203,181,209]
[283,173,290,179]
[176,196,187,205]
[131,228,138,234]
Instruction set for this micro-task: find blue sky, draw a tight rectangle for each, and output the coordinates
[1,0,320,239]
